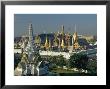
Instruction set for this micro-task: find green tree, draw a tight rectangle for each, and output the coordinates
[14,53,21,69]
[48,56,58,69]
[86,59,97,75]
[48,55,67,68]
[34,52,42,65]
[57,55,67,67]
[69,53,89,70]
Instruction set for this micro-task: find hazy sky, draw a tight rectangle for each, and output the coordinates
[14,14,97,37]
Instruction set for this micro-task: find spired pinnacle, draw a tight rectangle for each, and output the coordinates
[62,25,64,30]
[61,39,65,48]
[61,25,64,35]
[29,23,32,28]
[24,23,39,56]
[28,23,33,42]
[29,23,33,32]
[45,35,49,48]
[18,23,40,76]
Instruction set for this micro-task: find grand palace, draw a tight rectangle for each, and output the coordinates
[14,24,96,52]
[14,23,97,76]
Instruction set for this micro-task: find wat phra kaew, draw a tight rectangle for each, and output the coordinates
[14,24,97,76]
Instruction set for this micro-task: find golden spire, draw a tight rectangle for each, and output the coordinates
[73,32,78,43]
[73,24,78,43]
[61,38,65,48]
[45,35,49,48]
[73,24,80,49]
[21,52,28,63]
[35,35,41,44]
[49,39,51,48]
[67,33,70,47]
[54,34,58,46]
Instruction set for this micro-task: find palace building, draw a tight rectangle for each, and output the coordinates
[14,23,97,76]
[14,24,91,52]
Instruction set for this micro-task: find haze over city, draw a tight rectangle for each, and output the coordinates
[14,14,97,37]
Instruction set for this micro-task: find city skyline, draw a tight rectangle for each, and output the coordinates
[14,14,97,37]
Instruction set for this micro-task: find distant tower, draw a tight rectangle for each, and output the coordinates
[61,25,64,36]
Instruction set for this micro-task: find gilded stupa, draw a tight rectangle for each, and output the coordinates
[61,25,65,49]
[35,35,41,46]
[73,24,80,50]
[61,38,65,48]
[45,35,49,49]
[53,33,58,47]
